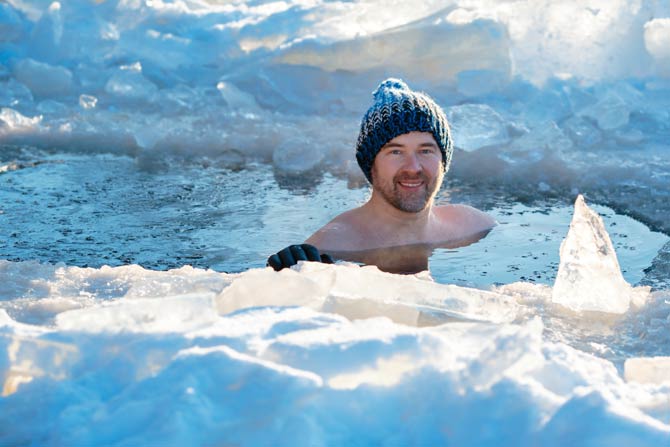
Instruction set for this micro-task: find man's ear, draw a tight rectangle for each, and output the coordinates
[369,159,377,184]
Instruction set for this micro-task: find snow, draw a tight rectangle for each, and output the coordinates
[2,273,670,444]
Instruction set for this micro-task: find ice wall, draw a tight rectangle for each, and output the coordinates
[2,1,669,239]
[1,0,669,168]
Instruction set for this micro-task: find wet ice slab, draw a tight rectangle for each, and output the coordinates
[216,262,519,326]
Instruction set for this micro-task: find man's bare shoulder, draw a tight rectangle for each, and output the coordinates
[435,203,497,237]
[305,208,366,251]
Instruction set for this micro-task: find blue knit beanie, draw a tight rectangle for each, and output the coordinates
[355,78,452,184]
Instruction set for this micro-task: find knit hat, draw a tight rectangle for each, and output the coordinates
[355,78,452,183]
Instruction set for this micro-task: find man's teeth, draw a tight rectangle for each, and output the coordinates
[400,181,422,187]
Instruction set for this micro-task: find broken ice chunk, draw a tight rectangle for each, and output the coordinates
[275,18,511,85]
[624,357,670,385]
[216,81,260,112]
[0,107,42,131]
[1,333,78,396]
[27,1,63,63]
[509,121,573,153]
[456,69,509,97]
[0,79,33,111]
[37,99,68,115]
[0,3,25,43]
[644,18,670,76]
[79,94,97,110]
[272,136,325,174]
[447,103,510,152]
[12,58,73,98]
[551,195,650,314]
[562,116,603,148]
[105,70,158,102]
[215,268,331,315]
[578,91,631,131]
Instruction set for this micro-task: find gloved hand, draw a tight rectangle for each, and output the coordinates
[267,244,335,271]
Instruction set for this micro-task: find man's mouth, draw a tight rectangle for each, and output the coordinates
[397,179,424,188]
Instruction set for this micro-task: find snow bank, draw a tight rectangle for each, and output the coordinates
[1,272,669,445]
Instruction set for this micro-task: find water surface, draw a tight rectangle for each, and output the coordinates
[1,149,666,291]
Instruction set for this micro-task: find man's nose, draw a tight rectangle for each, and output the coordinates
[402,153,421,172]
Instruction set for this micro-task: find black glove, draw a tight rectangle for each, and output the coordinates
[267,244,335,271]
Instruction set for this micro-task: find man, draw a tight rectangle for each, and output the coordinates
[267,78,496,273]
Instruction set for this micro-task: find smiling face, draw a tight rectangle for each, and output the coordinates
[370,131,444,213]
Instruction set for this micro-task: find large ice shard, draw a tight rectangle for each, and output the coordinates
[552,195,650,314]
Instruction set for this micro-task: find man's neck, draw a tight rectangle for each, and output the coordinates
[362,190,435,236]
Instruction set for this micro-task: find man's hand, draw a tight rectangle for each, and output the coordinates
[267,244,335,271]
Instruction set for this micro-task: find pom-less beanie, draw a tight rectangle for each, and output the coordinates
[355,78,452,184]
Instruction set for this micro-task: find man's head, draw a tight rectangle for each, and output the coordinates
[355,78,452,185]
[371,131,444,213]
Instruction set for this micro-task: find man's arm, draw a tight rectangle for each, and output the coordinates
[305,216,360,252]
[304,224,337,250]
[267,213,356,271]
[267,244,334,271]
[444,204,497,238]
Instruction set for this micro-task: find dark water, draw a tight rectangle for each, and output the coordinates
[1,147,667,291]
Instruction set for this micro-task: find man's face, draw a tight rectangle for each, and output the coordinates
[370,131,444,213]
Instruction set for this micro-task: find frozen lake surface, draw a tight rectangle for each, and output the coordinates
[2,150,669,446]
